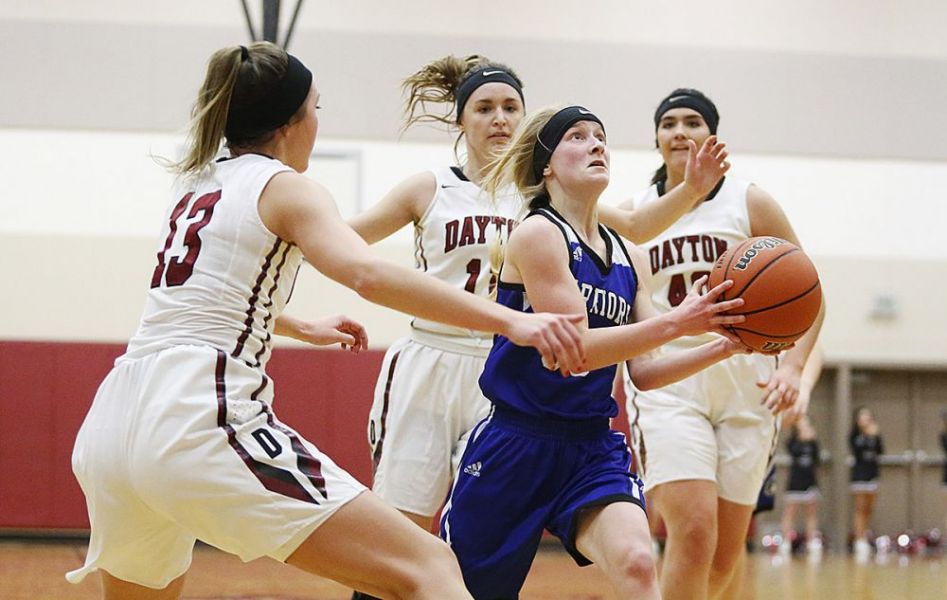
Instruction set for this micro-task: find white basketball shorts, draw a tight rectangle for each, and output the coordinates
[626,352,780,505]
[67,345,365,589]
[368,336,491,517]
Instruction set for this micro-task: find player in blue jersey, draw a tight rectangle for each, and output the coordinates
[66,43,590,600]
[439,105,758,599]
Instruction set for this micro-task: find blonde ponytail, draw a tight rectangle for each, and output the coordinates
[481,105,563,292]
[171,41,289,175]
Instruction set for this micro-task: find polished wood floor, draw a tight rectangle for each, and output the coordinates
[3,539,945,599]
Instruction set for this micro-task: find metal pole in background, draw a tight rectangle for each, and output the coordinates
[240,0,257,41]
[908,373,921,530]
[282,0,305,50]
[262,0,281,44]
[833,364,853,551]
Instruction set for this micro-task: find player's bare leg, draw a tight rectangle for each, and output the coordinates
[575,502,659,599]
[852,492,875,542]
[781,502,798,551]
[651,480,718,600]
[400,510,434,532]
[101,571,186,600]
[351,509,436,599]
[717,546,747,600]
[289,491,471,599]
[708,498,754,600]
[805,500,820,544]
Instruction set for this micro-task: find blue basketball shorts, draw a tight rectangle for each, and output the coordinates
[440,408,645,600]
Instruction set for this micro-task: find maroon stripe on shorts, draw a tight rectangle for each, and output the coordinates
[215,350,321,504]
[259,403,328,499]
[233,239,284,360]
[250,373,270,401]
[371,350,401,473]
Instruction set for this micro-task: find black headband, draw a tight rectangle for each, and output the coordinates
[530,106,605,184]
[653,91,719,134]
[455,67,524,122]
[225,53,313,140]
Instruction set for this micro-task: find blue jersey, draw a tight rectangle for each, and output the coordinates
[479,207,638,420]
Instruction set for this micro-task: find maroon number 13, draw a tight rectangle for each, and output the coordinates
[150,190,222,288]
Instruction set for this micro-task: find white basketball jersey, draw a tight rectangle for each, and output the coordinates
[126,154,302,370]
[410,166,520,345]
[637,176,752,348]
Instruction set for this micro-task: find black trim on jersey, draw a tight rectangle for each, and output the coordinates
[449,166,471,182]
[656,175,726,203]
[605,226,630,262]
[493,208,571,290]
[566,492,646,567]
[537,206,614,275]
[216,151,277,163]
[603,226,641,307]
[531,208,576,271]
[497,281,526,292]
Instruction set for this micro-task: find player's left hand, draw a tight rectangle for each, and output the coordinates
[783,384,812,423]
[758,362,802,414]
[296,314,369,352]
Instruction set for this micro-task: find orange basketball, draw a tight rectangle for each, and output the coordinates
[708,236,821,352]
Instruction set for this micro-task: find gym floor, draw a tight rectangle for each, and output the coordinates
[3,538,945,599]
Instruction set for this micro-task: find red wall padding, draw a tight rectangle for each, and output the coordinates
[0,341,631,531]
[0,341,384,530]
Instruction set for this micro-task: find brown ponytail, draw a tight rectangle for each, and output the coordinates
[172,41,289,175]
[401,54,487,131]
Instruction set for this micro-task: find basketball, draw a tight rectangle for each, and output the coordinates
[708,236,822,352]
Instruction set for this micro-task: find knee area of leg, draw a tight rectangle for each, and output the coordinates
[670,522,716,563]
[415,540,463,579]
[673,515,716,546]
[616,545,658,581]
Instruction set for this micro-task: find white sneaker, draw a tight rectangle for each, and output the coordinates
[806,538,823,560]
[854,538,871,562]
[779,540,792,556]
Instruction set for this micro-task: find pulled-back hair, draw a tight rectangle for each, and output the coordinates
[481,105,563,212]
[481,106,563,289]
[650,87,718,185]
[172,41,293,175]
[850,405,872,439]
[401,55,524,160]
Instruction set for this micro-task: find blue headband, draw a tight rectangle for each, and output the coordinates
[530,106,605,184]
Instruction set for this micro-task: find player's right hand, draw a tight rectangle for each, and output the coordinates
[507,312,587,375]
[682,135,730,199]
[671,275,746,338]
